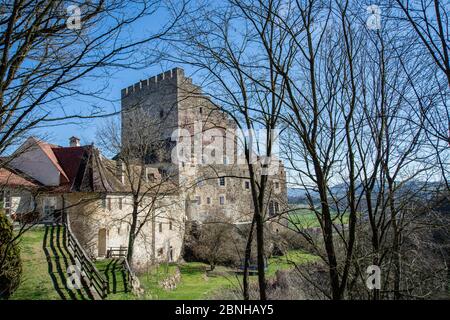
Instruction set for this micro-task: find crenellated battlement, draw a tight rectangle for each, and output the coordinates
[121,67,192,98]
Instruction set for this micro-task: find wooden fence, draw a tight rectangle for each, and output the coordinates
[64,218,109,299]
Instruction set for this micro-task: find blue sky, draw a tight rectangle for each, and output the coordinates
[31,3,192,148]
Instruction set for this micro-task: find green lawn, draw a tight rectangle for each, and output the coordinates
[288,208,349,229]
[95,259,135,300]
[11,226,94,300]
[137,250,317,300]
[267,250,318,277]
[138,263,239,300]
[11,228,317,300]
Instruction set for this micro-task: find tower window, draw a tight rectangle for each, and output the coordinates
[219,177,225,186]
[118,197,123,210]
[159,223,163,233]
[219,196,225,205]
[207,197,211,204]
[159,110,164,118]
[245,181,250,189]
[269,201,275,217]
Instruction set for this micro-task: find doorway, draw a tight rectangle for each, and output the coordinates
[98,228,107,257]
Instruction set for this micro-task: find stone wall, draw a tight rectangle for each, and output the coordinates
[65,192,185,271]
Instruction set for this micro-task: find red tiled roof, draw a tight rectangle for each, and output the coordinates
[0,167,41,188]
[52,146,87,187]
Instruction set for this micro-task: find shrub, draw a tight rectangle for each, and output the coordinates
[0,211,22,299]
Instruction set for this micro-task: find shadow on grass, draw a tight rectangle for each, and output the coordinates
[97,259,129,294]
[43,225,94,300]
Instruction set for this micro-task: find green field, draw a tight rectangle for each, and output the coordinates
[11,226,94,300]
[11,227,316,300]
[288,208,349,229]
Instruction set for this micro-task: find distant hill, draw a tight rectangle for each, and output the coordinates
[288,180,445,205]
[288,188,319,204]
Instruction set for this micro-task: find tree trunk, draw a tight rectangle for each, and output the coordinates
[243,217,255,300]
[151,210,156,265]
[127,202,139,265]
[255,206,266,300]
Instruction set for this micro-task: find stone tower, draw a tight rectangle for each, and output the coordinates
[121,68,288,223]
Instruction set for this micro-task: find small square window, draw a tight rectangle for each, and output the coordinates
[2,191,11,216]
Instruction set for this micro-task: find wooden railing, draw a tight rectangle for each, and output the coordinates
[122,257,141,294]
[107,246,127,258]
[64,217,109,299]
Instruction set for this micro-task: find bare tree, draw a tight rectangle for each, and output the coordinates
[97,107,181,267]
[0,0,185,155]
[394,0,450,87]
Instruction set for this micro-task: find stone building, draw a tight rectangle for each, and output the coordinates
[0,67,287,271]
[0,136,185,271]
[121,67,288,225]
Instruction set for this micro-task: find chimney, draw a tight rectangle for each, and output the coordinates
[69,136,80,147]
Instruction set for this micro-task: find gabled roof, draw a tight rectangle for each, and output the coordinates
[3,137,176,195]
[0,164,42,189]
[34,138,70,184]
[52,146,87,189]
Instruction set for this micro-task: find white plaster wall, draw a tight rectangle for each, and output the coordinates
[10,142,60,186]
[66,193,185,271]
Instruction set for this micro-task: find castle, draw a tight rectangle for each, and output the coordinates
[0,68,287,270]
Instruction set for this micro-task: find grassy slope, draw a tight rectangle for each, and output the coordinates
[11,226,93,300]
[138,250,318,300]
[10,228,59,300]
[139,263,240,300]
[13,228,317,300]
[95,259,135,300]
